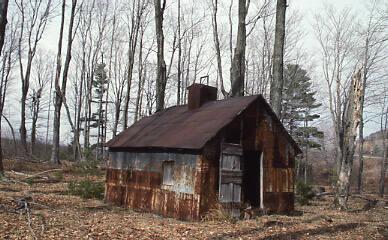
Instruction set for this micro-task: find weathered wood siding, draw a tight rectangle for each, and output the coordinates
[105,151,204,220]
[257,108,295,212]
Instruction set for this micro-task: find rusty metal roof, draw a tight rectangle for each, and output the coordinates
[106,95,301,153]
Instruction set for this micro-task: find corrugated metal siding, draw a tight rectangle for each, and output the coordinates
[105,151,201,220]
[256,110,296,213]
[196,141,220,217]
[263,168,294,192]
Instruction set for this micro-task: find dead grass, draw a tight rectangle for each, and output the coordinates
[201,202,234,223]
[0,159,388,239]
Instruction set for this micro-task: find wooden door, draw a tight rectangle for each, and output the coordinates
[219,143,243,217]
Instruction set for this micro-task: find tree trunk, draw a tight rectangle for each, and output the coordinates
[20,53,34,155]
[379,134,387,197]
[30,97,40,156]
[270,0,287,117]
[177,0,181,105]
[135,25,145,122]
[335,69,363,210]
[51,0,66,164]
[304,117,309,184]
[0,119,3,174]
[51,0,77,164]
[379,107,387,197]
[0,0,8,55]
[0,0,8,175]
[357,114,364,193]
[230,0,247,97]
[73,68,83,161]
[45,70,53,155]
[154,0,167,112]
[357,33,370,193]
[123,52,134,129]
[20,94,28,154]
[211,0,227,97]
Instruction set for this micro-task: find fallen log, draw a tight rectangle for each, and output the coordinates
[24,169,63,180]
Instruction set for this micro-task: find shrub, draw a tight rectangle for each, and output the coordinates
[296,181,315,206]
[59,149,72,161]
[68,180,104,199]
[52,171,64,181]
[25,178,34,185]
[83,148,95,161]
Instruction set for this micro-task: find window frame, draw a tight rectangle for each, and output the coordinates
[162,160,174,186]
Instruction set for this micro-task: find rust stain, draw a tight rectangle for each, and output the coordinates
[105,90,301,219]
[106,169,201,221]
[264,192,294,213]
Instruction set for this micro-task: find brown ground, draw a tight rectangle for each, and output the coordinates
[0,160,388,240]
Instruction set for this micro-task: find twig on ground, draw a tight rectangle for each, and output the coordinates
[22,200,37,240]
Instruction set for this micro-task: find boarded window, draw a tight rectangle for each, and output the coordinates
[162,161,174,185]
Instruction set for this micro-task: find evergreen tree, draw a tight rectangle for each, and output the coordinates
[91,63,108,159]
[281,64,323,182]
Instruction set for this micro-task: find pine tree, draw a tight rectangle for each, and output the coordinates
[91,63,108,159]
[281,64,323,183]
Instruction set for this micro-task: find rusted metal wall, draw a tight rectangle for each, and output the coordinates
[105,98,298,219]
[256,107,295,213]
[196,138,220,217]
[105,151,203,220]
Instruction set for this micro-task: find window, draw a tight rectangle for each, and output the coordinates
[162,161,174,185]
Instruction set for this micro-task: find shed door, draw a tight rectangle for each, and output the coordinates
[219,143,243,217]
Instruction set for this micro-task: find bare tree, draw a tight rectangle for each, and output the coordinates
[357,0,388,192]
[154,0,167,112]
[314,5,364,209]
[75,0,95,153]
[80,0,108,152]
[50,0,65,164]
[122,0,148,129]
[176,0,182,104]
[0,13,15,174]
[314,6,357,175]
[29,51,52,155]
[135,21,153,122]
[0,0,9,56]
[51,0,78,164]
[245,1,274,98]
[16,0,53,155]
[229,0,247,97]
[379,86,388,197]
[335,69,363,209]
[211,0,227,97]
[270,0,286,116]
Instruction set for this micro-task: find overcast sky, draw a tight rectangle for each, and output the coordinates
[6,0,386,145]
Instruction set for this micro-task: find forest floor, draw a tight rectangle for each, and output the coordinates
[0,160,388,240]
